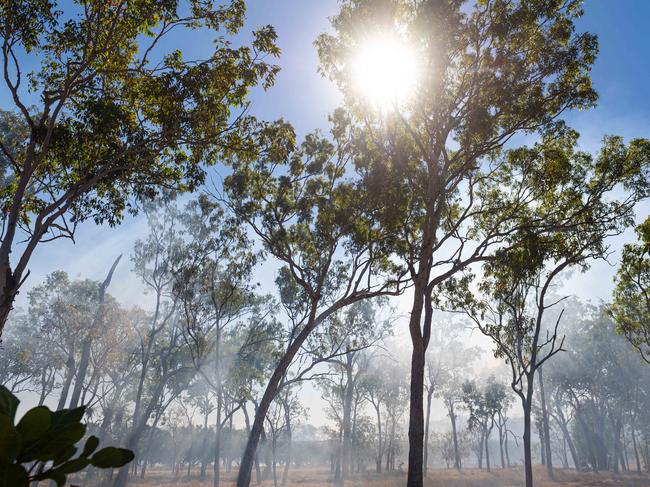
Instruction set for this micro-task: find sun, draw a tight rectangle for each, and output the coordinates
[351,36,419,110]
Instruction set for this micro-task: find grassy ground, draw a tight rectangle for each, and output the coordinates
[126,466,650,486]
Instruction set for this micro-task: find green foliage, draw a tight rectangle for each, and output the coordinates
[0,386,133,487]
[610,216,650,362]
[0,0,282,333]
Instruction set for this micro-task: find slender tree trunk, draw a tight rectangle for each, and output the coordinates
[554,403,579,470]
[631,423,642,473]
[424,388,433,476]
[374,402,383,473]
[485,424,492,472]
[69,255,121,408]
[237,307,326,487]
[214,396,222,487]
[113,379,167,487]
[282,399,292,486]
[498,421,505,469]
[539,367,553,479]
[523,376,535,487]
[449,403,461,470]
[538,418,546,466]
[56,354,76,410]
[407,294,426,487]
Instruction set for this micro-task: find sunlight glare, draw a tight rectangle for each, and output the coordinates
[352,37,419,110]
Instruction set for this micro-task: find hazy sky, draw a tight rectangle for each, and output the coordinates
[6,1,650,425]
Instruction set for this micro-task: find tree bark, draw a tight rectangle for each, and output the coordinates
[68,255,121,408]
[341,360,354,483]
[523,383,534,487]
[56,354,76,410]
[539,367,553,479]
[449,401,461,470]
[554,402,579,470]
[424,388,434,476]
[237,299,344,487]
[407,286,427,486]
[373,401,383,473]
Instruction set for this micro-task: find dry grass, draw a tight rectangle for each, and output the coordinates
[127,466,650,487]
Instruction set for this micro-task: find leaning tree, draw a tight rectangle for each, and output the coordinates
[0,0,280,336]
[222,117,409,487]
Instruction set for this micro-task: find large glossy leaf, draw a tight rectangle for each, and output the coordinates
[54,457,89,474]
[91,447,134,468]
[16,406,51,442]
[81,436,99,457]
[50,407,86,428]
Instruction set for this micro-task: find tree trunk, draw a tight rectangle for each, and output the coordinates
[631,423,642,473]
[539,367,553,480]
[56,354,76,410]
[424,388,433,476]
[497,419,505,469]
[373,402,383,473]
[112,379,167,487]
[523,393,534,487]
[485,424,491,472]
[69,255,121,409]
[449,403,461,470]
[554,402,579,470]
[282,399,292,486]
[406,291,426,487]
[341,362,354,483]
[237,307,327,487]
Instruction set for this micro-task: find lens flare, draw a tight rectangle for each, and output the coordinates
[351,37,419,110]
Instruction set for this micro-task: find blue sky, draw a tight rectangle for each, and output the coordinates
[13,0,649,309]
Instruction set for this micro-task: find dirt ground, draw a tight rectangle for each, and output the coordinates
[127,466,650,487]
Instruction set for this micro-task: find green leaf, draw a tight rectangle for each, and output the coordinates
[0,414,22,463]
[0,464,28,487]
[52,445,77,466]
[91,447,134,468]
[50,407,86,428]
[54,457,89,474]
[16,406,51,442]
[0,387,19,422]
[81,436,99,457]
[27,423,85,462]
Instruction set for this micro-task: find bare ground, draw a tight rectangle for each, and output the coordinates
[125,466,650,487]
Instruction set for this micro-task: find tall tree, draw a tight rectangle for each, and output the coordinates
[223,120,407,487]
[317,2,602,484]
[445,138,650,485]
[0,0,280,336]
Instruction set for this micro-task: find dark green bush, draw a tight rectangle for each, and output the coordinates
[0,385,133,486]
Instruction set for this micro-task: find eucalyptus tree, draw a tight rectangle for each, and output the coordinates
[434,339,481,471]
[555,308,649,474]
[223,119,408,487]
[611,217,650,362]
[311,300,390,483]
[461,377,507,472]
[0,0,281,336]
[315,1,614,483]
[444,146,650,485]
[170,195,260,487]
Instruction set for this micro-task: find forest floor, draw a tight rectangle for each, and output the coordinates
[127,466,650,486]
